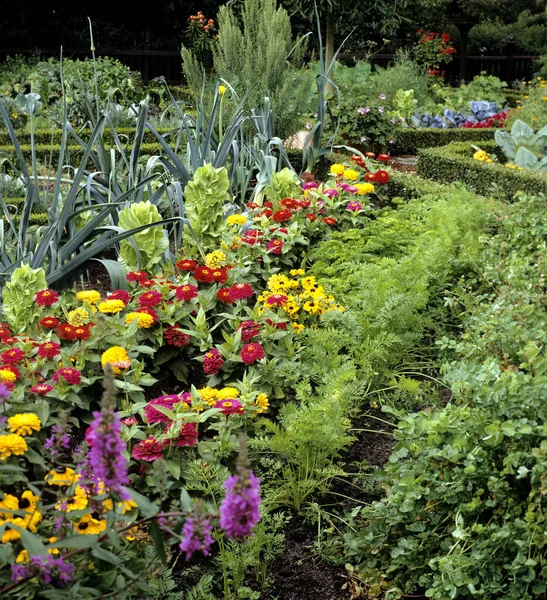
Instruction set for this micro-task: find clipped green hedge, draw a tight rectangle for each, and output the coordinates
[386,172,450,199]
[392,127,501,155]
[1,197,49,226]
[417,140,547,197]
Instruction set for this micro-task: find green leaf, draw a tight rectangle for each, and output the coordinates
[148,520,167,564]
[123,487,159,518]
[163,458,181,480]
[92,546,123,566]
[49,535,98,550]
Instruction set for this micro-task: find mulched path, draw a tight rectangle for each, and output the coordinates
[389,155,418,175]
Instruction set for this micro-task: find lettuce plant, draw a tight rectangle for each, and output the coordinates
[118,201,169,272]
[184,163,230,250]
[263,168,301,203]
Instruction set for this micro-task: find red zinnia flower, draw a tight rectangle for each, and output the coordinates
[122,417,138,426]
[30,383,54,396]
[268,227,288,235]
[137,290,162,308]
[37,342,61,359]
[322,217,337,225]
[107,290,131,304]
[241,230,263,246]
[203,348,224,375]
[246,202,260,210]
[164,325,191,347]
[265,318,287,330]
[144,394,184,424]
[213,399,244,415]
[1,365,20,381]
[73,325,93,340]
[166,422,199,447]
[227,283,254,302]
[238,320,260,341]
[280,198,299,210]
[176,259,197,271]
[266,239,283,255]
[365,173,376,182]
[132,437,164,461]
[211,267,229,283]
[53,367,81,385]
[306,213,317,221]
[39,316,60,329]
[272,208,292,223]
[127,271,150,285]
[216,288,233,304]
[377,153,390,162]
[373,170,390,184]
[175,284,199,301]
[265,294,288,307]
[193,266,215,283]
[240,343,265,365]
[256,209,273,219]
[35,289,59,307]
[297,199,311,208]
[1,347,25,365]
[56,323,78,341]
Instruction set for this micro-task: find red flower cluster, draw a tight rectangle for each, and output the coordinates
[239,320,260,341]
[107,290,131,304]
[241,230,264,246]
[266,239,284,255]
[240,343,265,365]
[132,437,164,461]
[272,208,293,223]
[461,111,509,129]
[203,348,224,375]
[39,316,60,329]
[176,259,198,271]
[56,323,92,341]
[1,347,25,365]
[213,399,244,415]
[164,325,191,347]
[127,271,153,286]
[194,266,229,284]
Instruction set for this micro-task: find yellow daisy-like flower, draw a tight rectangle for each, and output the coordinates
[267,274,292,292]
[75,514,107,535]
[205,250,227,269]
[219,85,227,95]
[198,386,219,405]
[103,498,137,514]
[290,269,306,276]
[300,276,318,291]
[355,182,374,195]
[101,346,129,374]
[0,369,16,383]
[0,511,43,542]
[0,434,28,459]
[47,537,60,555]
[218,387,240,400]
[98,299,125,314]
[255,393,269,413]
[67,307,90,326]
[227,214,247,226]
[125,312,154,328]
[292,322,304,334]
[45,467,78,487]
[7,413,42,437]
[76,290,101,305]
[343,168,359,181]
[330,163,345,176]
[57,485,88,512]
[16,549,29,563]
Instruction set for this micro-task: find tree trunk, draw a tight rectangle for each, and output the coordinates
[325,11,335,96]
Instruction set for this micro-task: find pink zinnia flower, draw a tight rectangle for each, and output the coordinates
[107,290,131,304]
[240,343,265,365]
[30,383,54,396]
[1,347,25,365]
[35,289,59,307]
[238,320,260,342]
[37,342,61,359]
[175,284,199,302]
[346,201,363,212]
[265,294,288,307]
[132,437,164,461]
[203,348,224,375]
[137,290,162,308]
[227,283,254,302]
[266,239,283,255]
[213,399,244,415]
[144,395,184,424]
[52,367,81,385]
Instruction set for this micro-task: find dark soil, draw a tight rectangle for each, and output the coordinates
[263,410,396,600]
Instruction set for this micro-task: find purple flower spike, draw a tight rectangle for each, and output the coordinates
[219,471,261,538]
[180,515,215,560]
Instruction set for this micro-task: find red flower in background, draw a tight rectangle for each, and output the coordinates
[322,217,337,226]
[216,288,233,304]
[39,316,60,329]
[273,208,293,223]
[164,325,191,347]
[107,290,131,304]
[266,239,284,255]
[127,271,150,285]
[211,267,229,284]
[306,213,317,221]
[73,325,93,340]
[240,343,265,365]
[169,422,199,447]
[239,320,260,341]
[203,348,224,375]
[373,170,390,184]
[176,259,197,271]
[138,290,162,308]
[56,324,77,341]
[193,266,215,283]
[228,283,254,302]
[213,399,244,415]
[30,383,54,396]
[132,437,164,461]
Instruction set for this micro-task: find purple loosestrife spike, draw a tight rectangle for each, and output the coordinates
[179,513,215,560]
[219,436,261,539]
[80,364,129,499]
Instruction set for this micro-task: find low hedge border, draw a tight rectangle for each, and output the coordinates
[417,140,547,197]
[391,127,501,155]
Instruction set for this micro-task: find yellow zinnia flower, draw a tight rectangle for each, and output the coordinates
[76,290,101,305]
[330,163,345,175]
[7,413,42,437]
[205,250,227,269]
[0,369,16,383]
[290,269,306,276]
[68,308,90,326]
[343,168,359,181]
[98,299,125,314]
[218,387,240,400]
[0,434,28,459]
[255,393,269,413]
[227,214,247,226]
[355,182,374,195]
[219,85,227,95]
[198,387,219,405]
[125,312,154,328]
[101,346,129,374]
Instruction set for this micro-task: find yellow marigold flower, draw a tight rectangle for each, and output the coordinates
[330,163,345,175]
[355,182,374,195]
[255,393,269,413]
[219,85,227,95]
[290,269,306,276]
[68,308,90,326]
[7,413,41,437]
[292,322,305,334]
[101,346,129,375]
[218,387,240,400]
[57,485,88,512]
[76,290,101,305]
[0,369,16,383]
[98,299,125,314]
[16,549,30,563]
[227,214,247,226]
[45,467,78,487]
[75,514,107,535]
[198,386,219,405]
[125,312,154,328]
[0,433,28,459]
[343,168,359,181]
[205,250,227,269]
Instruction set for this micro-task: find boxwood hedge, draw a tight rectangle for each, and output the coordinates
[392,127,501,155]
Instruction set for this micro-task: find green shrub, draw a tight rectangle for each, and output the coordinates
[417,140,547,196]
[392,127,499,155]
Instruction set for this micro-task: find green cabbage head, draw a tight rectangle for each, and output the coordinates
[184,164,230,250]
[2,264,47,332]
[118,201,168,272]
